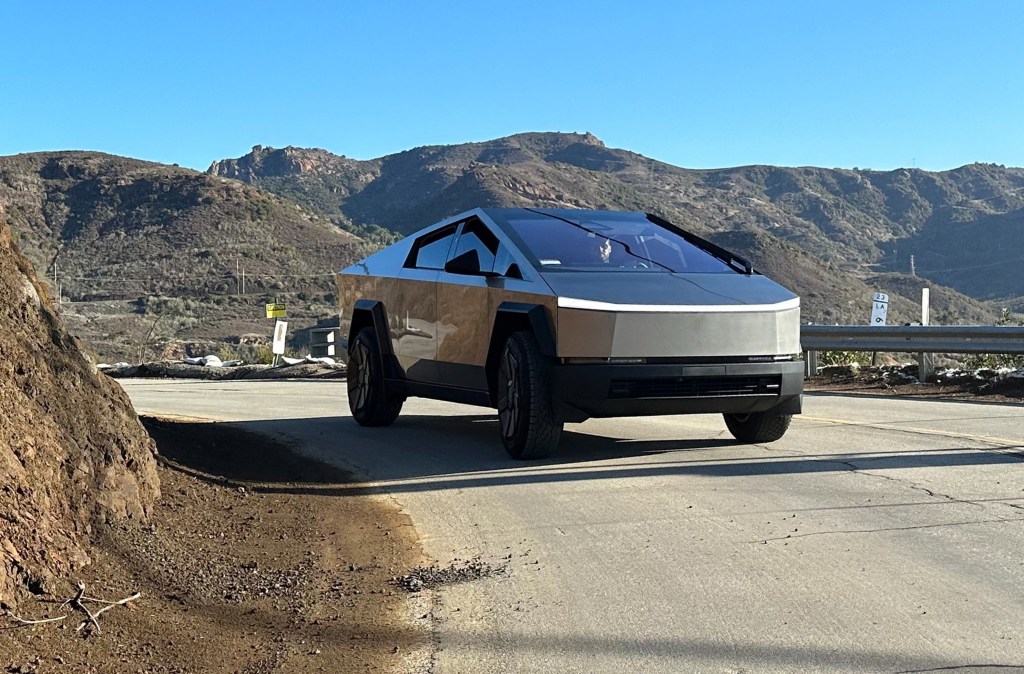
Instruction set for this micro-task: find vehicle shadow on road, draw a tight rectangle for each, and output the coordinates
[147,413,1024,497]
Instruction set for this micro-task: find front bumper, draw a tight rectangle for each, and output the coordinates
[548,360,804,422]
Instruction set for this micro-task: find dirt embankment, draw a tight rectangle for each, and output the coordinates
[0,219,160,607]
[1,419,428,674]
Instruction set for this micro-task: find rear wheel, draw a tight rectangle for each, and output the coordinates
[497,331,563,459]
[348,327,403,426]
[723,411,792,443]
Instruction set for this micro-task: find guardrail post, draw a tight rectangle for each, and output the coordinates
[804,350,818,377]
[919,289,932,381]
[310,327,339,359]
[918,352,932,382]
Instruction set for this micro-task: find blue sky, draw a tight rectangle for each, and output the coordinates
[2,1,1021,171]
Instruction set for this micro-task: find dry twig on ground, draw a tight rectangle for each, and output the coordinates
[3,581,141,634]
[2,609,67,627]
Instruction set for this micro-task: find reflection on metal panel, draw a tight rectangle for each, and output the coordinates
[338,275,398,345]
[557,307,801,358]
[395,272,438,372]
[436,274,491,369]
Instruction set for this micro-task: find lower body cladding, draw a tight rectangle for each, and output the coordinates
[548,360,804,423]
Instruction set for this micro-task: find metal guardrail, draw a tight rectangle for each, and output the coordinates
[801,325,1024,355]
[309,327,339,359]
[801,325,1024,380]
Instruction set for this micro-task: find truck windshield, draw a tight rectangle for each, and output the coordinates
[504,212,738,273]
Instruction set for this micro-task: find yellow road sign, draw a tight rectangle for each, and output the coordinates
[265,303,286,318]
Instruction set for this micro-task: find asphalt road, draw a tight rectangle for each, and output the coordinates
[122,379,1024,674]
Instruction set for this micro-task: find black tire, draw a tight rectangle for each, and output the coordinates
[723,411,792,443]
[496,331,563,459]
[348,327,403,427]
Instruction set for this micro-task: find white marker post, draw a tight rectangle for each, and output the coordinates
[870,293,889,326]
[919,288,931,382]
[870,293,889,366]
[272,320,288,367]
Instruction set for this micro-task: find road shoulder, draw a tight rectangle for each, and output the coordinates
[2,417,431,674]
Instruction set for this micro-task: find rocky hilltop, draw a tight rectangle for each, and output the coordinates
[0,215,160,607]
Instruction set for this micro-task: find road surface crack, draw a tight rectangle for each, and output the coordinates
[754,516,1024,543]
[834,459,987,509]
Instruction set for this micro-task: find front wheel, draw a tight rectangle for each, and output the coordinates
[348,327,403,426]
[497,332,563,459]
[723,411,792,443]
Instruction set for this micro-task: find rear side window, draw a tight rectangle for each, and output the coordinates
[450,219,500,273]
[408,224,458,269]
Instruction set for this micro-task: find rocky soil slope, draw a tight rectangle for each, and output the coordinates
[0,217,160,607]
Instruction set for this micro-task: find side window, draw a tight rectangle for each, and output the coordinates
[450,219,499,273]
[492,245,523,279]
[408,225,458,270]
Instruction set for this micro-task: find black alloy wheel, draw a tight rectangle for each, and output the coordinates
[496,331,563,459]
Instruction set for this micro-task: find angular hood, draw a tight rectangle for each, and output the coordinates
[539,271,798,309]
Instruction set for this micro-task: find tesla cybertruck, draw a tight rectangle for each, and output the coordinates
[337,208,802,459]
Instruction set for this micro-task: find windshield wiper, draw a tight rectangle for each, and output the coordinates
[645,214,753,275]
[525,208,674,272]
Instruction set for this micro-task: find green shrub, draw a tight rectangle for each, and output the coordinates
[818,350,873,366]
[962,309,1024,370]
[215,343,241,362]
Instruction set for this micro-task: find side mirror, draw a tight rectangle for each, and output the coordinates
[444,249,499,277]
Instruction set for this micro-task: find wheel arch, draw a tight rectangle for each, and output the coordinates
[485,302,556,404]
[349,299,400,379]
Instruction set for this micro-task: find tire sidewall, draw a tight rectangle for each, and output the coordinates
[348,328,381,423]
[497,331,561,459]
[498,335,530,453]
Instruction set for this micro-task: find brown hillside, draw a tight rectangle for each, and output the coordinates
[0,152,375,361]
[0,151,366,302]
[0,152,368,301]
[711,231,995,325]
[0,216,159,607]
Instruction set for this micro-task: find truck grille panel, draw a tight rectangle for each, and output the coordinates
[608,376,781,399]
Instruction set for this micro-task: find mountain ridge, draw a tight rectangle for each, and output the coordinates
[208,133,1024,295]
[1,134,1018,360]
[207,132,1023,318]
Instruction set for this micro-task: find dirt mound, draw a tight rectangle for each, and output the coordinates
[0,220,160,607]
